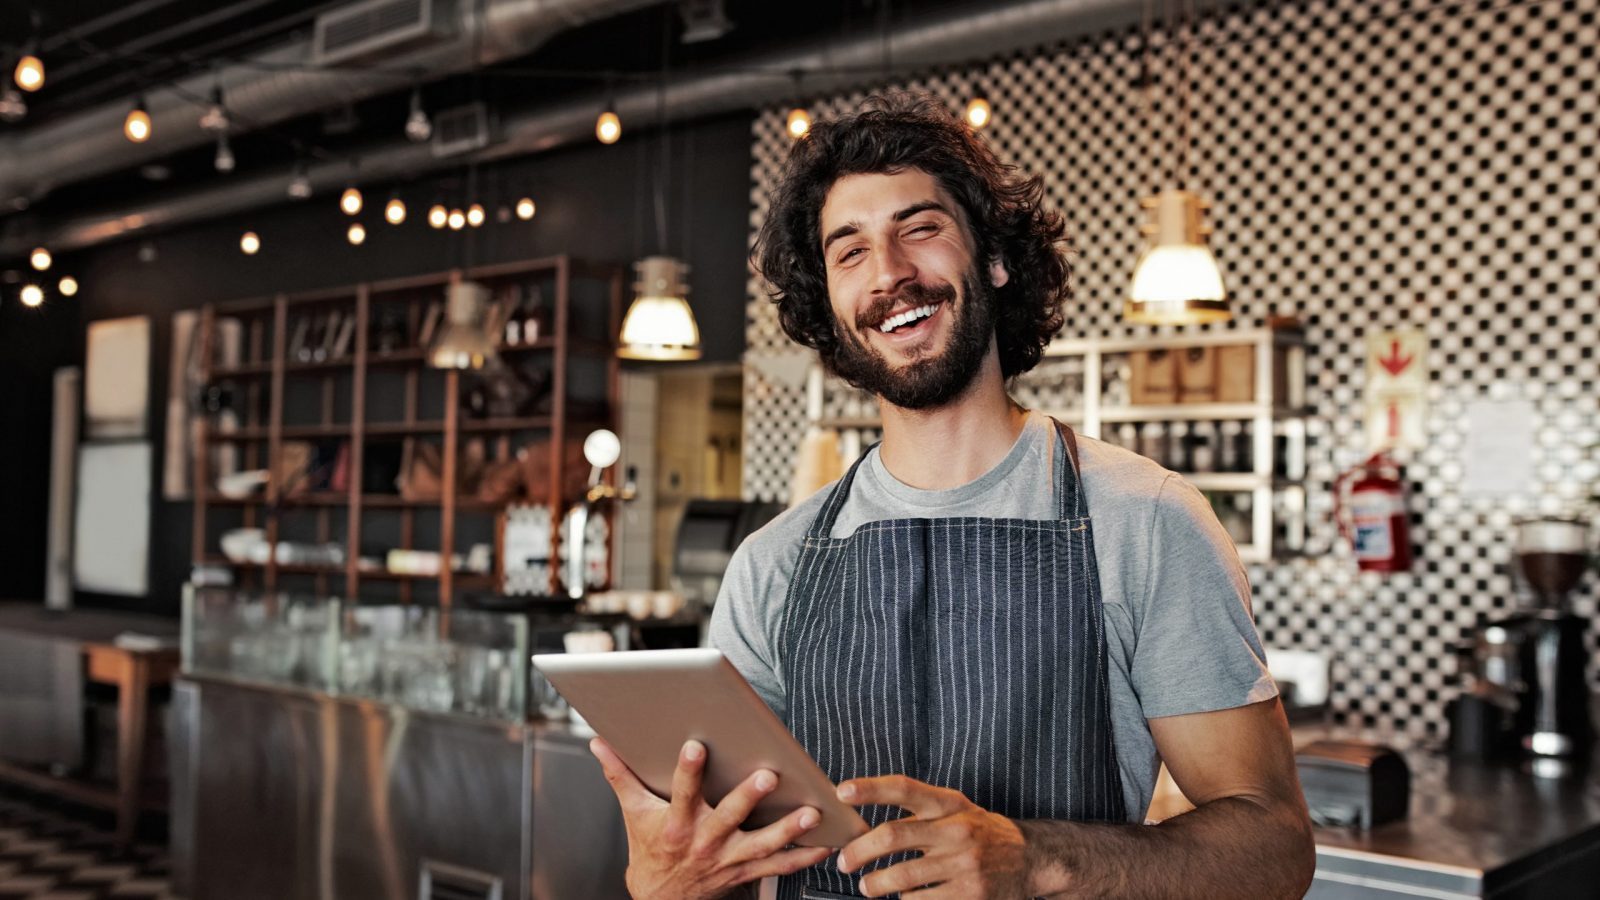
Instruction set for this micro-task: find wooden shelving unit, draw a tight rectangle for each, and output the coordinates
[191,256,625,608]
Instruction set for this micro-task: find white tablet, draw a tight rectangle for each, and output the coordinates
[533,648,869,848]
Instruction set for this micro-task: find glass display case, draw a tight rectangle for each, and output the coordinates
[181,585,528,721]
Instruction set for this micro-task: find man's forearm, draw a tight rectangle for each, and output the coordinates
[1019,796,1315,899]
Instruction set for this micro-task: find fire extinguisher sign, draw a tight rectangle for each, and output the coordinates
[1364,330,1427,451]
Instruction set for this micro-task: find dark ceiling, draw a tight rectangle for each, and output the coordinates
[1,0,984,229]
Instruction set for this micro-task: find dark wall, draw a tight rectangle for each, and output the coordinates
[0,112,754,616]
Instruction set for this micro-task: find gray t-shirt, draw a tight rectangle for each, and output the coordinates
[709,410,1277,821]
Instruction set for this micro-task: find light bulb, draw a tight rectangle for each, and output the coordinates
[427,204,448,229]
[288,170,312,200]
[405,89,432,142]
[515,197,536,220]
[786,107,810,139]
[596,108,621,144]
[240,231,261,255]
[20,284,44,308]
[447,209,465,230]
[964,96,992,130]
[14,54,44,93]
[214,134,235,172]
[466,203,485,227]
[385,196,406,225]
[58,276,78,297]
[29,247,51,271]
[199,85,229,133]
[124,98,152,143]
[340,186,363,215]
[347,222,367,245]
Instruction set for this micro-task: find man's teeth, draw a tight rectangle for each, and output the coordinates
[878,304,937,333]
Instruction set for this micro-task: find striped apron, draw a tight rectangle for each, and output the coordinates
[776,421,1125,899]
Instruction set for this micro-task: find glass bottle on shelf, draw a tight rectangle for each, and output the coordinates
[502,285,524,346]
[522,285,547,343]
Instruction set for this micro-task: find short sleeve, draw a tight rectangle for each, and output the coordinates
[707,535,794,721]
[1128,475,1278,719]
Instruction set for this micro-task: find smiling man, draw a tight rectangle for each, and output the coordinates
[591,93,1314,899]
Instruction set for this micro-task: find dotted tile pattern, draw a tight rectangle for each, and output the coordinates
[743,0,1600,742]
[0,790,177,899]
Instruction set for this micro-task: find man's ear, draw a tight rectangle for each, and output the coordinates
[988,256,1010,289]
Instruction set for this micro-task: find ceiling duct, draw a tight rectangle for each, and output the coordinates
[431,101,492,157]
[314,0,456,65]
[3,0,1142,257]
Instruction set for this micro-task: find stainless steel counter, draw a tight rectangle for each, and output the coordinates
[170,675,629,900]
[1303,727,1600,899]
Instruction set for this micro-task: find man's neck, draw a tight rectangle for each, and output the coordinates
[876,351,1028,491]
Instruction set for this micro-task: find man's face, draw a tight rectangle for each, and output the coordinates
[818,168,1009,410]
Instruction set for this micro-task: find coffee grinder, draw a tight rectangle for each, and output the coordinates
[1504,517,1593,759]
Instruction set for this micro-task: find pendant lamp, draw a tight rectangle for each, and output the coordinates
[1125,0,1229,326]
[619,256,701,361]
[429,281,498,370]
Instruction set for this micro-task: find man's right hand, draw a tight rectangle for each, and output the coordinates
[591,737,833,900]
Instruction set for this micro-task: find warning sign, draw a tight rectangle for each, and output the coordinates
[1365,330,1427,451]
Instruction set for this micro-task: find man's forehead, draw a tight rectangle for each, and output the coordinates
[819,169,953,231]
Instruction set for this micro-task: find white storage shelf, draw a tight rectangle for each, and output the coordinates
[805,324,1309,564]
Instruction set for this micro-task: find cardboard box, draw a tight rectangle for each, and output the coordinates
[1178,346,1218,403]
[1216,344,1256,403]
[1130,349,1177,405]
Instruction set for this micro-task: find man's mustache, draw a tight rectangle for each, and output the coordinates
[854,280,958,330]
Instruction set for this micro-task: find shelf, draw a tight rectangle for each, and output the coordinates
[209,337,615,379]
[1179,472,1304,492]
[204,492,504,511]
[208,416,556,441]
[204,556,495,588]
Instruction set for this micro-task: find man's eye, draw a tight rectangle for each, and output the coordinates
[839,247,864,263]
[908,224,938,236]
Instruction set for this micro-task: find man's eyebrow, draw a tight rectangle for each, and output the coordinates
[821,201,953,254]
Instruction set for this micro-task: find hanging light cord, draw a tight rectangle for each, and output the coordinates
[654,5,671,256]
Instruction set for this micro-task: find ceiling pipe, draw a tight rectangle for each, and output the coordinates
[0,0,667,209]
[2,0,1141,259]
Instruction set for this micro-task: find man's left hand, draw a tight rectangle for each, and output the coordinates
[835,775,1029,898]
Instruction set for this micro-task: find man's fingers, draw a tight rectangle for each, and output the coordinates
[731,804,823,859]
[589,738,657,813]
[837,816,942,873]
[732,845,834,883]
[837,775,967,819]
[666,739,710,831]
[857,851,959,898]
[703,768,780,840]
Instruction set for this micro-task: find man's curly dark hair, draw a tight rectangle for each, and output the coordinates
[752,91,1068,380]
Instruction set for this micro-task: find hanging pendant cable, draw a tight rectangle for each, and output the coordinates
[654,5,671,256]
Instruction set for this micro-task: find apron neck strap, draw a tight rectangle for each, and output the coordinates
[805,440,874,540]
[1054,419,1088,520]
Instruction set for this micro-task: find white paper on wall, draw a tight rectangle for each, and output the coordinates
[73,442,151,596]
[1462,398,1537,496]
[85,316,151,439]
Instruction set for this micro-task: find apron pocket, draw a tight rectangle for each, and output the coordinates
[800,889,859,900]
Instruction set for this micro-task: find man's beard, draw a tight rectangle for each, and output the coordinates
[827,266,997,411]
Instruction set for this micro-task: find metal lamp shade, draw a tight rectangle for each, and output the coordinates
[1124,189,1230,326]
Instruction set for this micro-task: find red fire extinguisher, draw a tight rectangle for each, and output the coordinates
[1334,451,1414,573]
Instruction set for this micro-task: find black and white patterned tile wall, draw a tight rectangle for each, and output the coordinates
[742,0,1600,742]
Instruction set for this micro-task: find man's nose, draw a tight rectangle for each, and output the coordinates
[871,240,916,295]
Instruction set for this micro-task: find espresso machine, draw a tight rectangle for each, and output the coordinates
[1462,517,1594,761]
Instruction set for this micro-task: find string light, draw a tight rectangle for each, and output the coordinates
[786,106,811,139]
[347,222,367,245]
[466,203,486,227]
[515,197,536,220]
[29,247,51,271]
[58,276,78,297]
[405,88,432,142]
[340,185,362,215]
[964,94,992,130]
[124,96,152,143]
[0,86,25,122]
[20,284,44,308]
[427,204,448,229]
[240,231,260,255]
[596,105,621,144]
[447,208,465,230]
[199,84,229,133]
[14,52,44,93]
[385,193,407,225]
[213,133,235,172]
